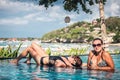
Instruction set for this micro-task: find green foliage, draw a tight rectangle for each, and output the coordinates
[67,48,88,55]
[39,0,107,14]
[87,36,94,43]
[0,43,22,59]
[106,16,120,33]
[42,30,60,40]
[45,47,88,56]
[46,47,51,56]
[41,16,120,43]
[113,32,120,43]
[113,49,120,54]
[41,21,91,42]
[106,16,120,42]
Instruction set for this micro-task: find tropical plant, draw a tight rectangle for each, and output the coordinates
[113,49,120,55]
[0,43,22,59]
[45,47,51,56]
[45,47,88,56]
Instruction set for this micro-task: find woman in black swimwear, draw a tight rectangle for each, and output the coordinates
[11,42,82,68]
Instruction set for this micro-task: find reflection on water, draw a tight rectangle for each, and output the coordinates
[87,70,114,80]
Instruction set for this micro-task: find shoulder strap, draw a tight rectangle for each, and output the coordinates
[59,57,68,66]
[91,50,94,60]
[100,50,104,60]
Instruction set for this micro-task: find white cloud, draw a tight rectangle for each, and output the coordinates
[0,0,67,25]
[110,3,120,16]
[36,6,63,22]
[105,0,120,18]
[36,16,53,22]
[24,13,39,20]
[0,18,28,25]
[0,0,45,12]
[0,0,27,12]
[0,0,120,26]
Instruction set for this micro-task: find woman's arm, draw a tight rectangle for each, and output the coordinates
[55,57,73,67]
[97,51,115,71]
[87,51,93,69]
[62,57,73,67]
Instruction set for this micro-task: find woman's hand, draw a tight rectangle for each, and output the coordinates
[88,64,99,70]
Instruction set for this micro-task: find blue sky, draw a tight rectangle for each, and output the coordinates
[0,0,120,38]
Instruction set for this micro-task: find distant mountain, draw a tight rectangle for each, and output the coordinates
[41,16,120,43]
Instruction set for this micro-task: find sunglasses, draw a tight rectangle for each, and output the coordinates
[92,44,102,47]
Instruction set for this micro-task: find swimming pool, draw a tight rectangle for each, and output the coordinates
[0,54,120,80]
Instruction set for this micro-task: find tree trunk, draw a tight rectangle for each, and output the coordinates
[99,0,108,50]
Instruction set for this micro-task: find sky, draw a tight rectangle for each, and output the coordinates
[0,0,120,38]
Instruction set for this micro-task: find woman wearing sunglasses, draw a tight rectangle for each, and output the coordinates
[87,38,114,71]
[11,42,82,69]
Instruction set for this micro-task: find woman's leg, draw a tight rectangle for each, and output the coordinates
[24,54,32,64]
[24,42,48,64]
[27,47,41,65]
[11,46,41,65]
[10,46,32,63]
[30,42,48,57]
[27,42,49,65]
[11,42,48,65]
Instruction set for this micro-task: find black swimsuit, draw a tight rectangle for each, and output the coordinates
[40,56,67,67]
[40,56,82,68]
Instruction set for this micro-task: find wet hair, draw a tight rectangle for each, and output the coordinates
[72,56,82,69]
[92,38,103,44]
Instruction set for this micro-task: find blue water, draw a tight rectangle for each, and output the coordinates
[0,41,120,80]
[0,54,120,80]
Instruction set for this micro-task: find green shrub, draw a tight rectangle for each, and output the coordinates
[0,43,22,59]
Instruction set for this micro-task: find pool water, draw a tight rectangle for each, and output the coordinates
[0,55,120,80]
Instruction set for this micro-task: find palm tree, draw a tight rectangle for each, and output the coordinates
[99,0,108,50]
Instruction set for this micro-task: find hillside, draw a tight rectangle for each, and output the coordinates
[41,16,120,43]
